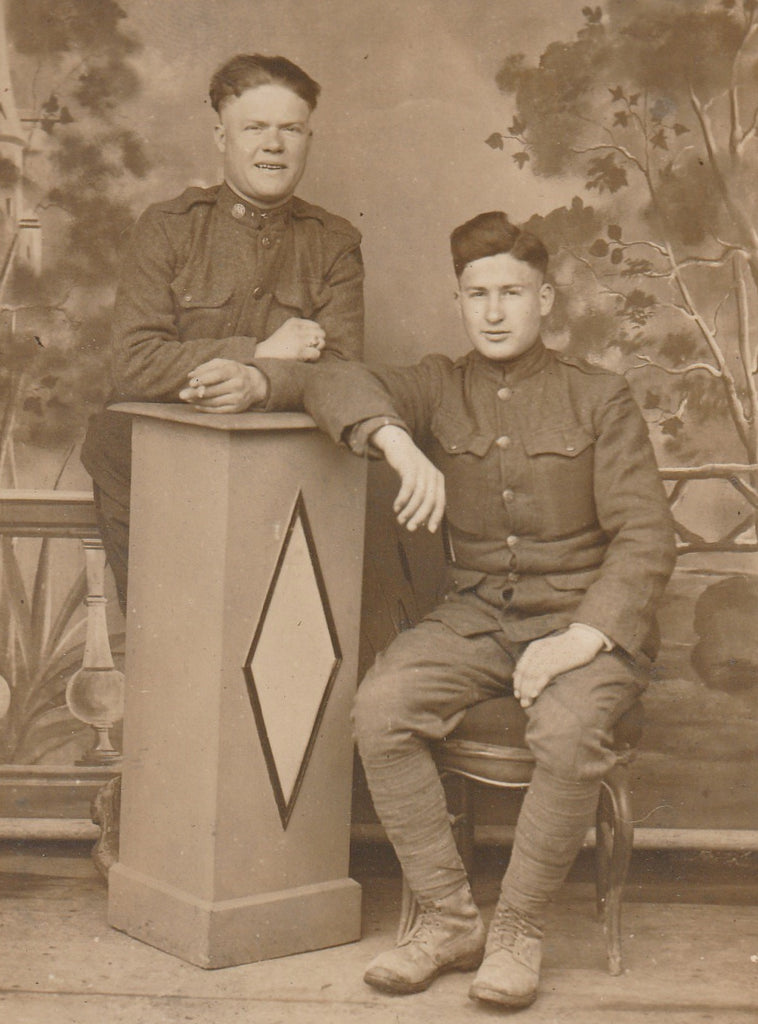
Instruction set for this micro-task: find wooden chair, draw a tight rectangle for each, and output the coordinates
[397,695,643,976]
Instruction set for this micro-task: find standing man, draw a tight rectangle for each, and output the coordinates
[81,53,363,612]
[246,211,675,1010]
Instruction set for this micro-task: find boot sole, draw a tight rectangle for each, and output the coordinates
[469,980,538,1008]
[364,951,485,995]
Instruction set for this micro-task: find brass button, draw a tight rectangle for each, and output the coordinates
[506,534,519,547]
[497,386,513,400]
[566,444,576,453]
[252,286,265,300]
[507,571,520,583]
[261,235,272,248]
[232,203,245,219]
[496,435,511,449]
[183,293,192,303]
[502,489,515,503]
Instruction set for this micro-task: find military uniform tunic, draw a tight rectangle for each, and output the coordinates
[81,182,363,606]
[260,339,676,659]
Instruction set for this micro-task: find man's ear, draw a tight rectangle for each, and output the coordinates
[539,281,555,316]
[213,122,226,154]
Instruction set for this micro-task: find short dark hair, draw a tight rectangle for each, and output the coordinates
[450,211,549,278]
[209,54,321,114]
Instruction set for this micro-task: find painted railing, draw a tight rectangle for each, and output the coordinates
[660,464,758,555]
[0,489,123,844]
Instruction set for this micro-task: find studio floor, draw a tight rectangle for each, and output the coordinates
[0,840,757,1024]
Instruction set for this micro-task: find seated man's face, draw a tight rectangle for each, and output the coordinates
[214,83,312,208]
[457,252,554,362]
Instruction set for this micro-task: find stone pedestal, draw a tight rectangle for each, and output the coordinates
[106,404,366,968]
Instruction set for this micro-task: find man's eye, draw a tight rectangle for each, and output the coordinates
[284,125,304,134]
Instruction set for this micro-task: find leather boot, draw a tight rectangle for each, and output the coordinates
[469,901,543,1008]
[364,884,485,995]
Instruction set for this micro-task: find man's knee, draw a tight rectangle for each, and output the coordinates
[525,689,615,782]
[351,652,404,753]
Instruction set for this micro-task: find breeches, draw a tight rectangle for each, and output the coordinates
[352,618,649,783]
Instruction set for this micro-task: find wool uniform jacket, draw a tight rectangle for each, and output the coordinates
[258,341,677,660]
[81,181,363,503]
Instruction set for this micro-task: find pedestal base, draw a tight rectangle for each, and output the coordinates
[108,862,362,969]
[107,405,367,968]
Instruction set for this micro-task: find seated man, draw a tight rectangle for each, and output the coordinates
[81,53,363,612]
[249,212,676,1010]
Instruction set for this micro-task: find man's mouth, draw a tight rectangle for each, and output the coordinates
[483,330,510,341]
[255,163,287,171]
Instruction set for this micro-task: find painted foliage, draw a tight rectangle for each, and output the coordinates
[0,0,755,830]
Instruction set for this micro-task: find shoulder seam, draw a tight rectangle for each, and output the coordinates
[151,185,221,216]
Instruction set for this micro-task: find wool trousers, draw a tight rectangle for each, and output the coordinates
[352,617,647,918]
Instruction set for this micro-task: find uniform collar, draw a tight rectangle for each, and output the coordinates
[217,182,292,230]
[468,339,551,384]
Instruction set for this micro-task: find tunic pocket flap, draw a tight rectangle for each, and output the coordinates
[448,566,488,592]
[170,278,233,310]
[544,568,601,591]
[523,427,594,458]
[432,412,493,457]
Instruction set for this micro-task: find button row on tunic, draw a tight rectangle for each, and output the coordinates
[497,386,513,401]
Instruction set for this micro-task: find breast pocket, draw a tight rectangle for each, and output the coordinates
[170,269,233,312]
[170,273,234,336]
[431,411,494,536]
[523,426,597,537]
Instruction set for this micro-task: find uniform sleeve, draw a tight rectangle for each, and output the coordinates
[253,356,446,446]
[304,358,447,446]
[110,208,260,402]
[573,379,677,657]
[316,238,364,362]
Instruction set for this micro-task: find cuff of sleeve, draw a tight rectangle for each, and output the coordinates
[346,415,408,456]
[249,358,310,411]
[569,622,614,652]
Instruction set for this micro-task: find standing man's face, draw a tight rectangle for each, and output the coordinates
[214,83,312,208]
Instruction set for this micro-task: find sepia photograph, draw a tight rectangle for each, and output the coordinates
[0,1,757,1021]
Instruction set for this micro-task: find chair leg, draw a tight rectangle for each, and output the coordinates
[595,762,634,976]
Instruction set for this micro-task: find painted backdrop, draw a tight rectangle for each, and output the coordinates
[2,0,757,834]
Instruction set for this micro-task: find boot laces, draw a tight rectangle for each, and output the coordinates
[488,905,540,951]
[407,904,446,947]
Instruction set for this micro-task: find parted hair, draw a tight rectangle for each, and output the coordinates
[450,211,549,278]
[209,54,321,113]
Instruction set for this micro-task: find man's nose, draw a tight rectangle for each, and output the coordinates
[262,128,285,150]
[485,296,504,322]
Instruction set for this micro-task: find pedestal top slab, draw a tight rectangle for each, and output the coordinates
[110,403,316,433]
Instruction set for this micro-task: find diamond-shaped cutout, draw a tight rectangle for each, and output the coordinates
[243,491,341,828]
